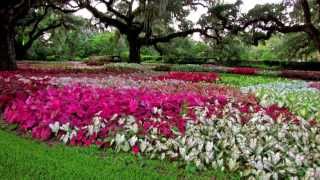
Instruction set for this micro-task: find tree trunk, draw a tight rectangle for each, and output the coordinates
[0,26,17,70]
[128,37,141,63]
[15,42,28,60]
[306,26,320,61]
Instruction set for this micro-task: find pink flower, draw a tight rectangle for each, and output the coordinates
[132,145,140,154]
[229,67,257,75]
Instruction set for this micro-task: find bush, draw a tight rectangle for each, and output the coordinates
[141,55,161,63]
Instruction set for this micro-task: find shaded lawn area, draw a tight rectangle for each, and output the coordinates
[0,129,239,180]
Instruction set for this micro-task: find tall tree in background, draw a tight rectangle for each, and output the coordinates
[243,0,320,54]
[0,0,39,70]
[75,0,239,63]
[0,0,76,70]
[15,6,65,60]
[15,7,87,60]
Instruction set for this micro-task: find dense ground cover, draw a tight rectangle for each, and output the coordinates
[1,62,320,179]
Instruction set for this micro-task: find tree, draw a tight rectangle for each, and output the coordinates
[28,15,97,60]
[242,0,320,54]
[0,0,76,70]
[15,6,69,60]
[0,1,39,70]
[75,0,239,63]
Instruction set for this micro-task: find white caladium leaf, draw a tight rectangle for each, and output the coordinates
[115,134,126,145]
[60,134,69,144]
[60,122,70,131]
[87,125,94,136]
[122,142,131,152]
[49,121,60,133]
[205,141,214,152]
[139,140,147,152]
[129,136,138,146]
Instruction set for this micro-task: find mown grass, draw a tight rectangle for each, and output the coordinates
[0,127,240,180]
[218,73,291,87]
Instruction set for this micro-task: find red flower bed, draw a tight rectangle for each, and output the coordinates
[0,72,51,110]
[3,85,229,142]
[154,72,219,82]
[309,82,320,90]
[229,67,257,75]
[281,70,320,80]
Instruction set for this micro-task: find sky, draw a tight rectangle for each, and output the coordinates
[75,0,283,20]
[226,0,281,12]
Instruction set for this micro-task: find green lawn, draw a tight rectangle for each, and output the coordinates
[0,128,239,180]
[218,73,290,87]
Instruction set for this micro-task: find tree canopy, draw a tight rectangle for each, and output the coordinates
[72,0,241,63]
[242,0,320,52]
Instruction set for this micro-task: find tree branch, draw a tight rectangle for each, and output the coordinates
[144,28,215,45]
[78,0,128,33]
[299,0,312,24]
[100,0,130,22]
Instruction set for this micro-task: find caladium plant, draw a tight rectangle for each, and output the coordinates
[242,82,320,121]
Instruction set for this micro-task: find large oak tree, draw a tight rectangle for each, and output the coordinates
[0,0,75,70]
[0,0,39,70]
[75,0,238,63]
[242,0,320,53]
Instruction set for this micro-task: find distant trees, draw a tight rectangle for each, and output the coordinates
[242,0,320,54]
[73,0,241,63]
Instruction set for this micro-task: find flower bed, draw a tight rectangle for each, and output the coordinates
[281,70,320,80]
[3,84,319,178]
[310,82,320,91]
[154,72,219,82]
[242,82,320,121]
[229,67,257,75]
[0,72,51,110]
[1,68,320,179]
